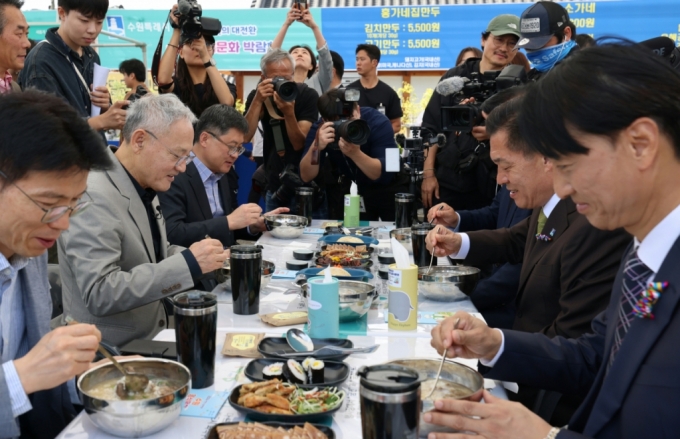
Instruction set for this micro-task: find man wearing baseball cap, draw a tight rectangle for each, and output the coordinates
[420,14,521,217]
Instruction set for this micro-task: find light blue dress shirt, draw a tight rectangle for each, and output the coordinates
[192,155,225,218]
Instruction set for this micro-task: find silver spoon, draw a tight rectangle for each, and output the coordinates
[285,328,315,352]
[429,205,444,226]
[426,226,440,275]
[424,317,460,401]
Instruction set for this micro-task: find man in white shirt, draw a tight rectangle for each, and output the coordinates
[427,43,680,439]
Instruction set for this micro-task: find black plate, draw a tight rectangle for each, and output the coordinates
[228,384,344,423]
[207,421,335,439]
[245,359,350,388]
[257,337,354,361]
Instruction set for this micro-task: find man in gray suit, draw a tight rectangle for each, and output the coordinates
[0,91,110,438]
[58,94,229,347]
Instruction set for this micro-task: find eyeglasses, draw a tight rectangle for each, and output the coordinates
[206,131,246,157]
[490,36,519,51]
[0,171,91,224]
[145,130,194,167]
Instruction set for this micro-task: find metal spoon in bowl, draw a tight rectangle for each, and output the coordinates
[424,317,460,401]
[426,226,441,275]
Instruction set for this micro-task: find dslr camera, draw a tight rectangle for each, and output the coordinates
[325,88,370,149]
[441,64,526,132]
[274,165,324,206]
[174,0,222,44]
[271,77,298,102]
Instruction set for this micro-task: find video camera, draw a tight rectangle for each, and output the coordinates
[274,165,324,206]
[396,126,447,196]
[440,64,526,132]
[174,0,222,44]
[325,88,370,149]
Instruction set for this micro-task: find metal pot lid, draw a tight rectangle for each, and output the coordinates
[172,291,217,309]
[418,266,481,282]
[395,193,415,203]
[357,364,424,394]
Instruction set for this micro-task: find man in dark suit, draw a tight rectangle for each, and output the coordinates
[159,104,288,250]
[427,43,680,439]
[427,96,630,424]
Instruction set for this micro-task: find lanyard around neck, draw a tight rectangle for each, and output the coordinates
[42,40,91,96]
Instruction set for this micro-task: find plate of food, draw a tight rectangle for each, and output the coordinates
[228,380,345,422]
[317,235,379,246]
[258,337,354,361]
[314,257,373,272]
[207,421,335,439]
[245,358,350,388]
[297,267,373,282]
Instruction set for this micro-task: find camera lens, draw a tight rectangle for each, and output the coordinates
[274,80,299,102]
[336,119,370,145]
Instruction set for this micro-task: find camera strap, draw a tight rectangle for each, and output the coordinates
[264,97,286,157]
[151,10,173,87]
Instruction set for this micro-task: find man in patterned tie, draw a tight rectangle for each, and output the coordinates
[426,43,680,439]
[0,0,29,94]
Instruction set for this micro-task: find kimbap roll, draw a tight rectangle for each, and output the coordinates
[309,359,325,384]
[262,362,284,380]
[283,359,307,384]
[302,357,315,371]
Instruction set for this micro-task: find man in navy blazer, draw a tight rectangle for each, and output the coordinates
[426,44,680,439]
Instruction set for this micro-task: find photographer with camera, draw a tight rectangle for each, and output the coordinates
[420,14,521,211]
[244,49,320,215]
[119,58,151,102]
[300,88,408,221]
[157,2,235,116]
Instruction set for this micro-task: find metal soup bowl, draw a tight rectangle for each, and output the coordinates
[77,358,191,438]
[217,260,275,291]
[300,280,377,322]
[264,214,309,239]
[389,227,413,254]
[418,266,480,302]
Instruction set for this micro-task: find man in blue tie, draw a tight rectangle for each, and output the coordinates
[426,43,680,439]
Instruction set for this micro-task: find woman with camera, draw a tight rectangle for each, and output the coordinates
[157,4,236,116]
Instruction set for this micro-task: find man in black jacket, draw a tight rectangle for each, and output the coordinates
[158,104,288,250]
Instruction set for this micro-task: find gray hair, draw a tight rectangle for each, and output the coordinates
[122,94,197,142]
[260,48,295,76]
[194,104,249,143]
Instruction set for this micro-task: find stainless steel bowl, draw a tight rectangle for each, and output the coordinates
[77,358,191,438]
[387,358,484,437]
[216,260,275,291]
[418,266,480,301]
[300,280,377,322]
[264,214,308,239]
[390,227,413,254]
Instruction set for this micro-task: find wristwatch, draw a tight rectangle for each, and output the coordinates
[203,58,216,69]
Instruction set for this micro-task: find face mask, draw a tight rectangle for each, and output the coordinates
[526,39,577,73]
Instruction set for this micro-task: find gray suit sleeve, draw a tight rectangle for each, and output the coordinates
[0,363,21,438]
[315,44,333,94]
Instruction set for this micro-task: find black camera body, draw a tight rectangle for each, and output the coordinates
[122,85,149,110]
[325,88,370,149]
[441,64,526,132]
[174,0,222,44]
[275,165,323,206]
[271,77,298,102]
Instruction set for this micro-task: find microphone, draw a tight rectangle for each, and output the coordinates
[155,205,163,219]
[177,0,192,16]
[639,36,676,58]
[435,76,469,96]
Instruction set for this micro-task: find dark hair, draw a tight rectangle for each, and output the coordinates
[518,41,680,160]
[575,34,596,49]
[317,88,357,121]
[486,96,531,155]
[289,45,317,79]
[119,59,146,83]
[176,57,219,117]
[58,0,108,20]
[510,51,531,72]
[356,44,381,63]
[330,50,344,80]
[0,90,112,186]
[455,47,482,66]
[194,104,249,144]
[0,0,22,35]
[553,22,576,45]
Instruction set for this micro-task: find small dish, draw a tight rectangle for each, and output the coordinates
[257,337,354,361]
[287,260,309,271]
[293,249,315,261]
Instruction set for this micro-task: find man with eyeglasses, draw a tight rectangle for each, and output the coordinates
[58,94,229,347]
[159,104,288,254]
[0,90,112,438]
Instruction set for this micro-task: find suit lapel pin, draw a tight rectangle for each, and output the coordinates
[632,281,669,319]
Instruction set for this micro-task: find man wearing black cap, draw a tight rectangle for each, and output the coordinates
[517,1,578,81]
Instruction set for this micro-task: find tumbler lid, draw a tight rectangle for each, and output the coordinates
[411,223,435,235]
[357,364,424,394]
[296,187,315,195]
[230,245,262,259]
[378,267,389,280]
[172,291,217,310]
[395,193,415,203]
[378,253,396,265]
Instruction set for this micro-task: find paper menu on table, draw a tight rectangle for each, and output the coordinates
[181,389,230,418]
[91,64,110,117]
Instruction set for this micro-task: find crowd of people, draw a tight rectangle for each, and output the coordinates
[1,0,680,438]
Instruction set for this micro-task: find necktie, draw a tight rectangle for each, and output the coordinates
[607,250,653,372]
[536,208,548,235]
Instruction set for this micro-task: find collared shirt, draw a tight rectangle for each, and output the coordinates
[0,253,33,418]
[192,155,225,218]
[0,70,13,94]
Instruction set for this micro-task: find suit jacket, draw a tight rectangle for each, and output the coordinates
[0,254,77,439]
[158,162,254,249]
[458,187,532,328]
[9,80,21,93]
[58,148,194,347]
[464,197,631,338]
[485,236,680,438]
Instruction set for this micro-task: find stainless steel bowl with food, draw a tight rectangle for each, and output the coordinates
[217,260,275,291]
[78,358,191,437]
[387,358,484,437]
[418,266,480,301]
[300,280,377,322]
[389,228,413,254]
[264,214,309,239]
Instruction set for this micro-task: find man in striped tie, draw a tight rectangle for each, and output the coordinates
[427,42,680,439]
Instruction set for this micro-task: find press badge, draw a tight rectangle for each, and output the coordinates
[360,196,367,213]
